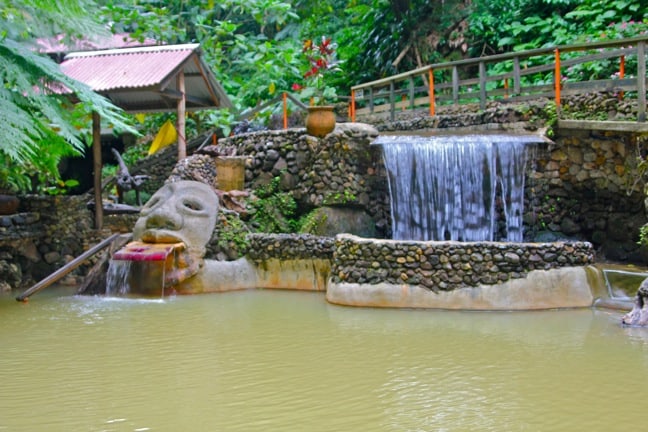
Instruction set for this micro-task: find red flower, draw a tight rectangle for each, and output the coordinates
[304,66,319,78]
[293,36,342,104]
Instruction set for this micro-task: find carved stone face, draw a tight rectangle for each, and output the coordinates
[132,180,219,257]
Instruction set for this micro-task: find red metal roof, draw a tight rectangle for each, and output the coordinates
[59,44,232,112]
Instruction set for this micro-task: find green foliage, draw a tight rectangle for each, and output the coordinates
[217,213,251,256]
[323,189,356,206]
[297,209,328,235]
[0,0,136,194]
[469,0,647,57]
[249,176,298,233]
[99,0,303,117]
[639,224,648,247]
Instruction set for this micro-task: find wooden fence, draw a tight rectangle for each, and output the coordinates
[349,35,648,123]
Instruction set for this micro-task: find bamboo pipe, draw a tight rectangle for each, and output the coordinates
[15,234,120,302]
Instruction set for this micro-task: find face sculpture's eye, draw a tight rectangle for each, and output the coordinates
[181,199,204,212]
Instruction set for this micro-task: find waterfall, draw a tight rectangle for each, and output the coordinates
[106,259,132,296]
[378,134,539,242]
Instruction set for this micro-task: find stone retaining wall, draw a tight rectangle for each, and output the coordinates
[220,123,390,232]
[247,233,335,262]
[331,234,594,291]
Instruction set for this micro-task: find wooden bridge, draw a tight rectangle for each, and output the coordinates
[349,35,648,131]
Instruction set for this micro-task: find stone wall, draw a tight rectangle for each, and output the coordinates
[331,234,594,291]
[219,123,390,234]
[0,194,140,292]
[526,129,646,262]
[0,196,102,291]
[233,232,594,294]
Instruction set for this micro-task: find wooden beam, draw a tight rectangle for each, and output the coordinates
[177,70,186,160]
[158,88,215,107]
[92,111,103,229]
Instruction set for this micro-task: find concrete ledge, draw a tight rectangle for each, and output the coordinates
[326,266,594,310]
[558,119,648,133]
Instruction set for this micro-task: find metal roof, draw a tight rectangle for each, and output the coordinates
[37,33,157,55]
[60,44,233,113]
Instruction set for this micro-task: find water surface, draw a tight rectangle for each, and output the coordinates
[1,288,646,431]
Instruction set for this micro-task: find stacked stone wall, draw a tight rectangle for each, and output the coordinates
[525,130,646,261]
[331,235,594,291]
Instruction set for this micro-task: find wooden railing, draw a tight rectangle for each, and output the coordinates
[350,35,648,123]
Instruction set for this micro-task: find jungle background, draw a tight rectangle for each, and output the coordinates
[0,0,646,195]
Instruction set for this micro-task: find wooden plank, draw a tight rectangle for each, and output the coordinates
[92,111,102,230]
[16,234,121,302]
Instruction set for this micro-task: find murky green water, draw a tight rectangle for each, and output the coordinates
[1,287,646,431]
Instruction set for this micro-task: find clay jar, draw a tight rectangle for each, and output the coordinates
[305,105,336,137]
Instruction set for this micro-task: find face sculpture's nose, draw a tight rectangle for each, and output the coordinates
[144,202,183,231]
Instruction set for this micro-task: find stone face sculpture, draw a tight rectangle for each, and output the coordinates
[622,278,648,326]
[129,180,219,289]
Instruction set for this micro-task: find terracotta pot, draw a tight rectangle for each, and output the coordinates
[0,194,19,215]
[305,105,336,137]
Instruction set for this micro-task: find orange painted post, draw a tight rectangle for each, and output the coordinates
[401,94,406,111]
[619,55,625,100]
[282,92,288,129]
[429,69,435,116]
[351,90,356,122]
[504,79,509,98]
[554,48,561,111]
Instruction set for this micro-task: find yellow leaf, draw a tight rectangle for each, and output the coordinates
[135,113,146,123]
[269,82,276,95]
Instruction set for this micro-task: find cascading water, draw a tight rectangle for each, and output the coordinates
[105,242,183,297]
[378,134,539,242]
[105,260,133,296]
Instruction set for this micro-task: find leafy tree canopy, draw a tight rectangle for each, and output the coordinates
[0,0,135,193]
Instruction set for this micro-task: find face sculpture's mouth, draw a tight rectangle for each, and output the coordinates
[139,229,187,245]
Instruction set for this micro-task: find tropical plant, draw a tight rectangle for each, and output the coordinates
[0,0,136,193]
[291,36,342,105]
[249,176,297,233]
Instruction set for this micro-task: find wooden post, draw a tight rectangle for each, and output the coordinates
[429,68,435,116]
[554,48,561,112]
[513,56,521,95]
[408,77,415,110]
[92,111,103,230]
[452,66,459,105]
[619,55,625,99]
[389,81,395,122]
[282,92,288,129]
[637,41,646,122]
[479,61,486,110]
[177,70,186,160]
